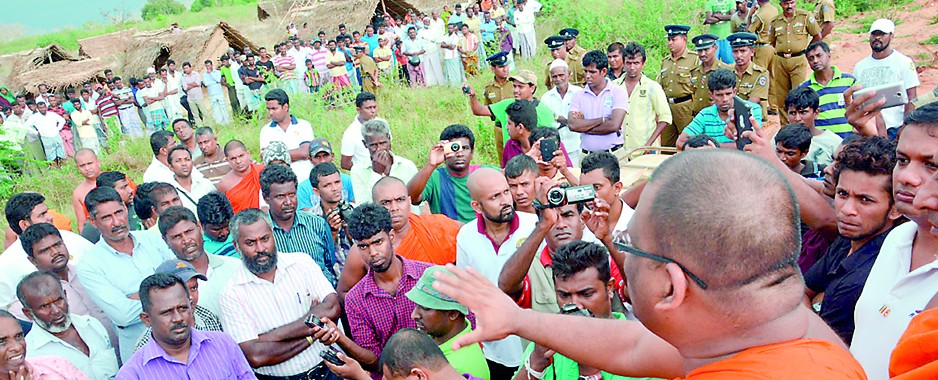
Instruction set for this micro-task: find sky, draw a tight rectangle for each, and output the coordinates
[0,0,194,35]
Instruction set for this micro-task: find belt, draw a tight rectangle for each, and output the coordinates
[583,144,623,155]
[776,50,806,58]
[667,95,692,104]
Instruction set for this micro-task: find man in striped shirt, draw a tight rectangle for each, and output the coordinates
[799,41,857,138]
[274,44,298,95]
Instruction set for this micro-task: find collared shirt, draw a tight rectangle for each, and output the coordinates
[260,115,315,182]
[456,212,538,367]
[310,47,330,73]
[345,256,431,377]
[768,9,821,54]
[181,72,203,99]
[341,116,387,168]
[402,37,424,55]
[616,74,673,150]
[657,48,698,98]
[76,231,173,363]
[326,51,349,77]
[70,109,97,139]
[144,157,174,184]
[270,210,338,285]
[350,153,419,204]
[689,60,734,114]
[170,175,216,215]
[193,149,231,185]
[480,20,497,41]
[112,87,135,110]
[196,253,241,316]
[26,111,66,137]
[799,66,858,134]
[132,305,224,352]
[0,230,91,311]
[219,251,336,377]
[273,54,296,80]
[805,231,890,345]
[542,85,585,166]
[202,69,224,96]
[683,102,763,144]
[569,80,629,151]
[25,314,117,380]
[117,329,254,380]
[851,222,938,380]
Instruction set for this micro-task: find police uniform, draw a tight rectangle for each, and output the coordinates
[483,51,514,162]
[560,28,587,63]
[355,46,380,95]
[748,2,779,72]
[544,36,585,87]
[689,34,734,115]
[768,9,820,124]
[657,24,699,147]
[814,0,836,43]
[728,32,769,119]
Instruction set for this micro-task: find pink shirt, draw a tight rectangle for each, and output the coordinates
[181,72,203,100]
[569,79,629,151]
[273,54,296,81]
[28,356,90,380]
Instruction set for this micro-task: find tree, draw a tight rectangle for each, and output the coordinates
[141,0,186,21]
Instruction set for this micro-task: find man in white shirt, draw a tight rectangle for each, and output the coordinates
[580,152,634,237]
[852,18,919,139]
[514,0,537,59]
[259,89,315,183]
[402,27,427,87]
[850,104,938,379]
[455,167,537,379]
[162,63,184,120]
[541,59,584,167]
[167,145,216,214]
[18,272,117,380]
[419,15,445,86]
[341,92,384,170]
[143,130,179,184]
[351,119,418,204]
[25,102,67,165]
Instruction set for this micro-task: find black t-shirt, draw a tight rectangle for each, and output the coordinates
[238,66,265,90]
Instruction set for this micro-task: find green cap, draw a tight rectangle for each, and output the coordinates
[405,266,468,315]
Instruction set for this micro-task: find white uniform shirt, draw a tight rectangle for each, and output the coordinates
[259,115,315,182]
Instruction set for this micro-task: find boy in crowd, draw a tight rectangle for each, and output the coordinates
[775,124,825,180]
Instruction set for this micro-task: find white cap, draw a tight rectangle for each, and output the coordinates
[869,19,895,34]
[549,59,568,72]
[146,67,156,74]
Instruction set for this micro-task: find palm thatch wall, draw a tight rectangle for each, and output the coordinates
[123,22,257,77]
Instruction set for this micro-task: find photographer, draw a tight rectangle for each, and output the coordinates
[311,162,356,272]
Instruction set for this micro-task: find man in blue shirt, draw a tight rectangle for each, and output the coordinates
[362,25,380,56]
[480,12,497,44]
[197,192,238,258]
[298,138,355,213]
[677,67,762,148]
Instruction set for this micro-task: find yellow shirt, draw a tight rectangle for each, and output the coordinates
[326,51,348,77]
[615,75,673,150]
[374,46,393,71]
[69,109,97,139]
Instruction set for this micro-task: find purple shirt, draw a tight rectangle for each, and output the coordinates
[116,329,256,380]
[345,256,431,378]
[569,79,629,151]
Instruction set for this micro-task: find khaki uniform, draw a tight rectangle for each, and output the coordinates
[735,63,770,119]
[814,0,836,43]
[657,49,699,147]
[689,60,734,115]
[568,45,587,63]
[544,54,585,87]
[749,4,779,73]
[359,55,379,95]
[483,78,515,161]
[769,9,820,124]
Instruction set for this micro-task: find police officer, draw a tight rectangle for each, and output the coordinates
[813,0,836,43]
[544,35,585,87]
[728,32,769,119]
[768,0,820,124]
[482,51,514,162]
[560,28,587,63]
[657,24,699,147]
[748,0,778,73]
[689,34,734,115]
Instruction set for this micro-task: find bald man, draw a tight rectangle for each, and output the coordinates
[72,149,101,233]
[216,140,265,213]
[434,150,865,379]
[454,167,537,378]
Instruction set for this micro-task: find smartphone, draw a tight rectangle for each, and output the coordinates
[540,138,558,162]
[305,314,324,329]
[320,349,346,365]
[854,82,909,110]
[462,85,471,95]
[734,96,754,151]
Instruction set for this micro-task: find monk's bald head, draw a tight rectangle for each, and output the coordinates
[372,176,407,201]
[639,150,801,289]
[75,148,97,161]
[224,140,247,157]
[467,167,508,201]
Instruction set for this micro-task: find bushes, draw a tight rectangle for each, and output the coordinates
[190,0,256,13]
[141,0,187,21]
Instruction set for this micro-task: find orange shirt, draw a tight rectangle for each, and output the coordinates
[396,213,459,265]
[890,308,938,380]
[50,209,73,232]
[683,339,866,379]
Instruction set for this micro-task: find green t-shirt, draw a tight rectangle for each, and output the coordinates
[441,324,491,380]
[519,313,660,380]
[423,165,495,223]
[707,0,734,38]
[488,98,558,144]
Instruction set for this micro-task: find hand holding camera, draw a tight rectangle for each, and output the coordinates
[427,140,458,167]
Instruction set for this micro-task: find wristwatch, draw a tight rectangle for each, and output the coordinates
[525,355,546,380]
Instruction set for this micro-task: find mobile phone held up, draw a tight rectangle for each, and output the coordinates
[854,82,909,111]
[734,96,754,151]
[540,138,558,162]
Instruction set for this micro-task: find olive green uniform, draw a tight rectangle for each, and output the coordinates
[768,9,820,124]
[483,78,515,161]
[814,0,836,43]
[689,60,734,115]
[735,62,770,119]
[568,45,587,63]
[749,4,779,73]
[359,55,379,95]
[656,48,699,147]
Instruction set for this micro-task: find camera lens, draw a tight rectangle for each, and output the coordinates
[546,187,565,206]
[450,142,461,152]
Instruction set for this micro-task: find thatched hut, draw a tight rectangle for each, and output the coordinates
[7,44,78,75]
[287,0,380,39]
[379,0,440,18]
[6,57,112,96]
[78,29,137,59]
[123,22,257,77]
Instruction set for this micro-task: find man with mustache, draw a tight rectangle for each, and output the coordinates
[456,167,537,378]
[17,271,117,380]
[118,273,253,379]
[219,208,340,379]
[77,187,173,363]
[0,310,87,379]
[853,18,920,139]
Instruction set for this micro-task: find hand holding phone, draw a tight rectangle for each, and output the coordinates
[853,82,908,111]
[733,96,754,151]
[540,138,558,162]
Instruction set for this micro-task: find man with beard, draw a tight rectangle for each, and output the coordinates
[168,145,215,215]
[77,187,173,363]
[803,136,900,345]
[158,206,239,316]
[407,266,489,380]
[17,272,118,380]
[408,125,485,223]
[853,18,920,139]
[193,127,232,185]
[341,203,432,377]
[798,42,857,138]
[219,208,340,378]
[456,168,537,378]
[72,149,102,233]
[118,273,253,379]
[197,192,238,258]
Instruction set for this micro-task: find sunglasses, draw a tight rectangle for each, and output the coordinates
[614,231,708,290]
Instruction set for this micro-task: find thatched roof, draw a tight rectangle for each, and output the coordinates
[123,22,257,77]
[257,0,292,20]
[381,0,440,18]
[7,44,79,75]
[288,0,379,38]
[7,57,113,95]
[78,29,137,59]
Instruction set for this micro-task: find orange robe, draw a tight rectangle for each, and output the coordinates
[683,339,866,379]
[890,308,938,380]
[226,163,265,213]
[397,213,459,265]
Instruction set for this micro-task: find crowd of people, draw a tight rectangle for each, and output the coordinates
[2,0,938,379]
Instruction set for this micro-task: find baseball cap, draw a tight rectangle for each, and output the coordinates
[509,70,538,86]
[869,19,895,34]
[155,259,208,283]
[405,266,468,314]
[309,138,334,156]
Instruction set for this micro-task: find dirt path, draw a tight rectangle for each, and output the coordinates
[828,0,938,92]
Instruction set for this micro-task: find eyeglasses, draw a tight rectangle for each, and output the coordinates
[614,231,708,290]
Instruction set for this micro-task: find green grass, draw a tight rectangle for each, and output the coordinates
[926,35,938,45]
